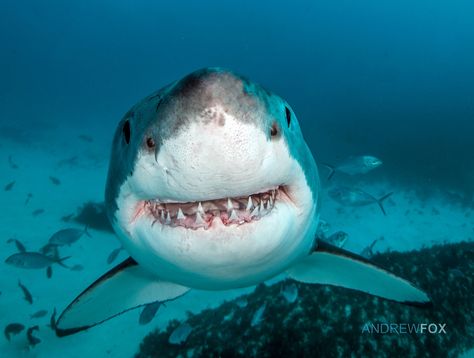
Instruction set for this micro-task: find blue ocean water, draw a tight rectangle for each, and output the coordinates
[1,1,473,357]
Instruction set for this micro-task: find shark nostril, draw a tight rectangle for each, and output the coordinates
[270,122,280,138]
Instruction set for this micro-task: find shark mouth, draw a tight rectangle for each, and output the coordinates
[139,187,283,230]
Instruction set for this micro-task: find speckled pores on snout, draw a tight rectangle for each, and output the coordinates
[105,68,320,289]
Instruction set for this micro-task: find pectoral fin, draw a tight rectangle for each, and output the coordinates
[56,258,190,337]
[287,241,431,306]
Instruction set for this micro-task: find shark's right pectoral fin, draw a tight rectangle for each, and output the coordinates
[287,241,431,306]
[56,258,190,337]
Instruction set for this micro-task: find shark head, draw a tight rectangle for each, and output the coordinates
[56,68,430,337]
[105,68,320,289]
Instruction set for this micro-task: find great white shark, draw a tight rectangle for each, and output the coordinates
[56,68,430,336]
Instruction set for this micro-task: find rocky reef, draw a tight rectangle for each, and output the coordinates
[136,241,474,357]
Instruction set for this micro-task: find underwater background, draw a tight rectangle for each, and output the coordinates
[0,0,473,357]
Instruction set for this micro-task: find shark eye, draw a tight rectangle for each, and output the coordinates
[122,120,131,144]
[285,106,291,127]
[146,137,156,149]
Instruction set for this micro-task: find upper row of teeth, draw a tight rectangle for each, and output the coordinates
[154,193,276,225]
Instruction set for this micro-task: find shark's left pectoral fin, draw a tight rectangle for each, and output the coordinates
[56,258,190,337]
[288,241,431,306]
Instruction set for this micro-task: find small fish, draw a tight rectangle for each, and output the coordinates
[61,213,74,222]
[4,323,25,341]
[235,296,248,308]
[251,302,267,327]
[323,155,382,180]
[324,231,348,248]
[30,310,48,319]
[4,181,15,191]
[328,187,393,215]
[78,134,94,143]
[138,301,161,325]
[360,237,383,259]
[46,266,53,278]
[18,280,33,304]
[70,264,84,271]
[5,252,70,269]
[49,176,61,186]
[281,283,298,303]
[32,209,45,217]
[168,323,193,345]
[107,247,123,264]
[8,155,19,169]
[26,325,41,347]
[316,219,330,240]
[48,227,91,246]
[7,238,26,252]
[48,308,57,331]
[56,155,79,168]
[24,193,33,205]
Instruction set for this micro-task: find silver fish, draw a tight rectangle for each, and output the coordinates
[32,209,45,216]
[24,193,33,205]
[281,283,298,303]
[325,231,348,248]
[26,325,41,347]
[4,323,24,341]
[138,301,161,325]
[5,252,70,269]
[4,181,15,191]
[107,247,123,265]
[328,187,393,215]
[18,280,33,304]
[30,310,48,319]
[49,176,61,186]
[323,155,382,180]
[168,323,193,345]
[251,302,267,327]
[70,264,84,271]
[46,266,53,278]
[48,227,91,246]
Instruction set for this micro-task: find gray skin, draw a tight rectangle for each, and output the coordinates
[105,67,319,222]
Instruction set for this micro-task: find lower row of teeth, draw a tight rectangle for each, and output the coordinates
[147,192,277,230]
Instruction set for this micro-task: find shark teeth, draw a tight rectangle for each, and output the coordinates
[250,206,259,217]
[145,186,281,229]
[197,202,204,214]
[229,210,239,221]
[246,196,253,211]
[195,211,205,225]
